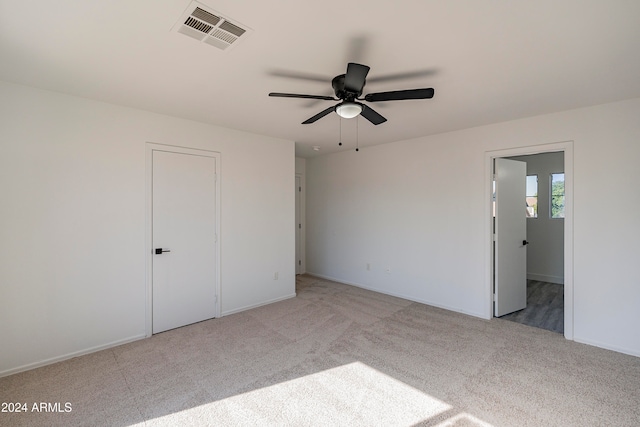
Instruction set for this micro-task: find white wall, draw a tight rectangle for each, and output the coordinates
[508,152,565,283]
[295,157,306,176]
[0,81,296,376]
[306,98,640,357]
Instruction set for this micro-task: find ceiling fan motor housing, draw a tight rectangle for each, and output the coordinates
[332,74,362,101]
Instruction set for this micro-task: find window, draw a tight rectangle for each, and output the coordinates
[526,175,538,218]
[551,173,565,218]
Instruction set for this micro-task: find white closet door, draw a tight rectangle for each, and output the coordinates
[152,150,217,333]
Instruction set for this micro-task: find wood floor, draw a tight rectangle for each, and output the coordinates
[499,279,564,334]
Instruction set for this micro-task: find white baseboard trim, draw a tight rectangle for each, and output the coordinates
[0,334,147,378]
[307,273,640,358]
[527,273,564,284]
[221,293,297,317]
[306,272,486,319]
[573,336,640,358]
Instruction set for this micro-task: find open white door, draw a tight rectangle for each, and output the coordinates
[152,149,217,333]
[494,158,527,317]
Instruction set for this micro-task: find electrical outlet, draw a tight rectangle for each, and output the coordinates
[273,272,279,280]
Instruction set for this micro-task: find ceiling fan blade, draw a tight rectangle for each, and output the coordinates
[364,88,434,102]
[302,105,335,124]
[269,92,336,101]
[267,69,330,83]
[344,63,370,94]
[360,105,387,125]
[366,69,437,84]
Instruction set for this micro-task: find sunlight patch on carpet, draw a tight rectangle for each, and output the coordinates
[147,361,495,426]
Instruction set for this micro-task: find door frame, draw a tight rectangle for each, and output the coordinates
[295,172,305,274]
[485,141,574,339]
[145,142,221,337]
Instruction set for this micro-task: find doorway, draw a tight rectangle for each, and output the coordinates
[145,143,221,336]
[486,141,573,340]
[498,152,565,333]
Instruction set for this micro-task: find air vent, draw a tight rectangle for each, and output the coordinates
[173,1,252,51]
[219,20,245,37]
[191,7,220,26]
[184,16,212,34]
[211,28,237,44]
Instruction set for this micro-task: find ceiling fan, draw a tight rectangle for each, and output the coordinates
[269,63,434,125]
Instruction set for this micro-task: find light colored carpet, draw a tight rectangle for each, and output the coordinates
[1,275,639,426]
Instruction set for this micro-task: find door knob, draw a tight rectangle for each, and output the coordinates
[155,248,171,254]
[522,240,529,246]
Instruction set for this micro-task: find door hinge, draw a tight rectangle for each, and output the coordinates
[299,186,301,192]
[298,260,301,266]
[493,293,496,302]
[298,223,302,229]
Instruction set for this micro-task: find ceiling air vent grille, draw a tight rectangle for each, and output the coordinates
[219,20,245,37]
[211,28,237,44]
[173,1,252,51]
[191,7,220,26]
[184,16,213,34]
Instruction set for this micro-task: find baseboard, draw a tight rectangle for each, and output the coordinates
[527,273,564,284]
[573,336,640,358]
[0,334,147,378]
[3,293,299,377]
[221,293,297,317]
[306,272,486,319]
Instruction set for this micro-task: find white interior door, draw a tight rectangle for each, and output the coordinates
[494,158,527,317]
[152,150,217,333]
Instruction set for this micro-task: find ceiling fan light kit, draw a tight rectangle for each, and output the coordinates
[269,62,434,125]
[335,102,363,119]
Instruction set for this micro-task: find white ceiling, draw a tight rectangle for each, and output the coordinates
[2,1,639,157]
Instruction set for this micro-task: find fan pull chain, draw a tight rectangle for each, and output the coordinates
[338,117,342,146]
[355,116,359,152]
